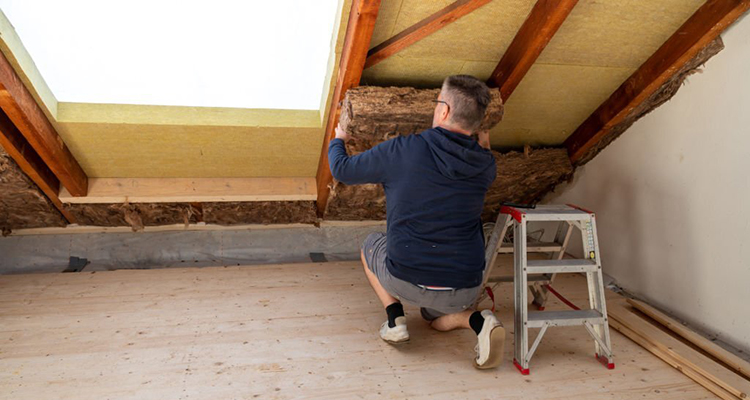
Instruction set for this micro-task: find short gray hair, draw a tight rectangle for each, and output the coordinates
[441,75,491,132]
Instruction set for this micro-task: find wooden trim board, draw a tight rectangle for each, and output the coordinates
[364,0,492,69]
[564,0,750,165]
[59,177,317,204]
[627,298,750,380]
[609,303,750,399]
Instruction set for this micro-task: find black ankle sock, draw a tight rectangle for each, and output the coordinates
[385,302,404,328]
[469,311,485,335]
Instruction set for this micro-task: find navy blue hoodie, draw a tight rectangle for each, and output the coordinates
[329,127,496,288]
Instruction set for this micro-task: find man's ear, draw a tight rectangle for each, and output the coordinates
[440,104,450,124]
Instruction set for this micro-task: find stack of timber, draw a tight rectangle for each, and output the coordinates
[325,86,573,220]
[609,298,750,399]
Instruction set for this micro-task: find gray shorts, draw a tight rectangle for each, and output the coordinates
[361,232,482,321]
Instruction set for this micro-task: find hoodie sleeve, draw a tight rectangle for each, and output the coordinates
[328,137,399,184]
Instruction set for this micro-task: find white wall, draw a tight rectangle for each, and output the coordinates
[546,16,750,351]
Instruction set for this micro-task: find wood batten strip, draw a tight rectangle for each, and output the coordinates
[609,303,750,399]
[315,0,381,217]
[564,0,750,165]
[59,177,317,204]
[364,0,492,69]
[627,298,750,380]
[487,0,578,101]
[0,50,88,196]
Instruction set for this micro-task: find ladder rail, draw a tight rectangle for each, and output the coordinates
[514,217,529,369]
[475,213,512,307]
[590,216,614,361]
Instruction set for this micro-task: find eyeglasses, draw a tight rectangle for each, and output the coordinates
[431,99,450,113]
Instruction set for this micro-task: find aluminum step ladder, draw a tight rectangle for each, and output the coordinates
[480,204,615,375]
[480,210,575,310]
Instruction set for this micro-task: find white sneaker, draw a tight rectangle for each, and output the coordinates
[379,316,409,344]
[474,310,505,369]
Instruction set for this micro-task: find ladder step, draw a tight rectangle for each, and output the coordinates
[527,309,604,328]
[488,273,552,283]
[498,242,563,253]
[526,259,598,274]
[521,209,592,222]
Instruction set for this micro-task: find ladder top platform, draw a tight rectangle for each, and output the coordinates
[500,204,594,222]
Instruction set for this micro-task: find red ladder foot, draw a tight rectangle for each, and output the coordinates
[513,358,530,375]
[595,353,615,369]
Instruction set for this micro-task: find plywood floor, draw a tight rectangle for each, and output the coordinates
[0,259,715,399]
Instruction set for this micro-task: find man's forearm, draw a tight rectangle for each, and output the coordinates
[328,138,350,182]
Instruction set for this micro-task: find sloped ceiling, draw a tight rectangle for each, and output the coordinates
[361,0,705,148]
[0,0,706,178]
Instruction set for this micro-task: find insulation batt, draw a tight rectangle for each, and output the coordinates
[0,35,724,232]
[0,147,66,234]
[326,86,573,221]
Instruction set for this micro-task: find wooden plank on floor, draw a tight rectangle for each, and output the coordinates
[610,318,737,400]
[628,298,750,381]
[609,303,750,399]
[58,177,317,204]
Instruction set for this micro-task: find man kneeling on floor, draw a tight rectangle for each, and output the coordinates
[328,75,505,369]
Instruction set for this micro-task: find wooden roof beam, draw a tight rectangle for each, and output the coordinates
[315,0,381,217]
[0,50,88,196]
[564,0,750,165]
[487,0,579,101]
[0,108,75,222]
[364,0,492,69]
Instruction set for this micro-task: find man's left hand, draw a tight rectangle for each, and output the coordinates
[335,123,350,142]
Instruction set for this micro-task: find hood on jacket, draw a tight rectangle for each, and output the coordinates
[421,127,496,180]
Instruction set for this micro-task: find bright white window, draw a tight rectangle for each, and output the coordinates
[0,0,340,110]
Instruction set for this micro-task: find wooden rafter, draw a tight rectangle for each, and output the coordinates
[564,0,750,165]
[0,108,75,222]
[364,0,491,69]
[487,0,578,101]
[315,0,381,217]
[0,51,88,196]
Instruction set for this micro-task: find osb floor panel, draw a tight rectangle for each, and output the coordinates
[0,259,714,399]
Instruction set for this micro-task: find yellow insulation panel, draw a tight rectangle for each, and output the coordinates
[490,64,634,147]
[537,0,706,68]
[362,0,707,147]
[55,122,323,178]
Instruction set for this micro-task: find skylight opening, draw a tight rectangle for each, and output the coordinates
[0,0,340,110]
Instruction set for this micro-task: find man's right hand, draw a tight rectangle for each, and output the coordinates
[477,130,491,150]
[335,123,350,142]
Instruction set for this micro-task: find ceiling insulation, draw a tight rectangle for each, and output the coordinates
[362,0,706,148]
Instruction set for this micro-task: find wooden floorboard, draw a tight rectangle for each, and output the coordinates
[0,259,716,399]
